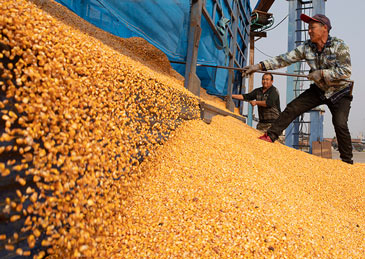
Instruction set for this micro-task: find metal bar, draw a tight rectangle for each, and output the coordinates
[294,68,310,71]
[212,1,217,24]
[202,6,223,45]
[226,0,239,112]
[223,0,236,22]
[300,1,313,5]
[184,0,203,96]
[170,60,308,78]
[247,33,254,126]
[312,0,326,15]
[296,7,313,10]
[254,0,275,12]
[202,4,234,59]
[238,0,251,26]
[293,121,311,124]
[286,0,302,149]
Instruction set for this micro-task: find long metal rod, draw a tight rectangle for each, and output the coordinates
[169,60,308,78]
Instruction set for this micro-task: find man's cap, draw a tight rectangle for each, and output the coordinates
[300,13,332,31]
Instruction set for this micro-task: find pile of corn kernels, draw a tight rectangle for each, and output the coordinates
[120,116,364,258]
[200,87,241,114]
[0,0,199,257]
[0,0,364,258]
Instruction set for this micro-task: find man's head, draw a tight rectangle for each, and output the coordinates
[262,73,273,90]
[300,14,331,31]
[300,14,331,43]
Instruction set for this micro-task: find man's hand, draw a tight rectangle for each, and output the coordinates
[249,100,257,106]
[242,64,261,77]
[308,70,323,82]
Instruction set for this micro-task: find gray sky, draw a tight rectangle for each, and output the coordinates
[249,0,364,138]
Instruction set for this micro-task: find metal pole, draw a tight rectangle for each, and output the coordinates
[226,1,239,112]
[184,0,203,96]
[286,0,301,149]
[247,34,255,126]
[170,60,308,78]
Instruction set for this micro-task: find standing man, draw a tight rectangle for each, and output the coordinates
[243,14,354,164]
[232,73,281,132]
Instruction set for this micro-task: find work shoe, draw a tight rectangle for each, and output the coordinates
[258,133,273,143]
[342,159,353,165]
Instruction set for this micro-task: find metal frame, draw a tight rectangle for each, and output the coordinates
[185,0,251,112]
[185,0,203,96]
[285,0,326,153]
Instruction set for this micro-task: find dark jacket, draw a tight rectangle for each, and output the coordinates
[242,86,281,123]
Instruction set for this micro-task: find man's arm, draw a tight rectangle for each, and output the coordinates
[322,40,351,85]
[242,45,306,76]
[261,45,305,71]
[249,100,267,107]
[251,87,280,107]
[232,94,244,101]
[232,89,258,101]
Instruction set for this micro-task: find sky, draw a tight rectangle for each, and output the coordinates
[248,0,365,138]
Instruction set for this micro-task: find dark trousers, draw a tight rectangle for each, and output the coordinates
[267,85,353,163]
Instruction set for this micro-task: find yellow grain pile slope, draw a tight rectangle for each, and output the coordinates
[120,116,364,258]
[0,0,199,257]
[1,0,364,258]
[28,0,185,84]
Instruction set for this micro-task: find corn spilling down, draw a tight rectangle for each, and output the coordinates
[0,0,364,258]
[200,87,241,115]
[0,0,199,257]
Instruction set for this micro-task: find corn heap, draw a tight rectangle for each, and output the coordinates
[123,117,364,258]
[0,0,199,257]
[1,0,364,258]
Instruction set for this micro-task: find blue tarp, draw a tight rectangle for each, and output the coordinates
[55,0,251,96]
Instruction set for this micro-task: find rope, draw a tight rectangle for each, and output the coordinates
[264,14,288,32]
[254,47,273,58]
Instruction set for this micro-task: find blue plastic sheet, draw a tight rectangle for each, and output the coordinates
[55,0,251,96]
